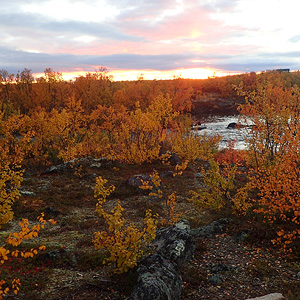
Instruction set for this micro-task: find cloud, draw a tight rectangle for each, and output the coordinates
[198,0,239,12]
[289,35,300,43]
[0,46,201,73]
[0,12,140,42]
[1,44,299,76]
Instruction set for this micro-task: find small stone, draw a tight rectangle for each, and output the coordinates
[246,293,286,300]
[207,274,222,286]
[90,163,102,168]
[194,173,204,178]
[20,190,37,197]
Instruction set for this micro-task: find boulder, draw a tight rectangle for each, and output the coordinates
[246,293,286,300]
[126,174,152,187]
[168,152,181,166]
[129,220,195,300]
[191,125,207,131]
[153,220,195,268]
[126,174,164,199]
[190,218,229,239]
[227,122,252,129]
[129,253,182,300]
[227,122,238,129]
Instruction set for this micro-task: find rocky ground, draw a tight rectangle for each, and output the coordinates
[2,155,300,300]
[191,94,245,121]
[182,226,300,300]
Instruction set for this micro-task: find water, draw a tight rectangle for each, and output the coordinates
[195,115,250,150]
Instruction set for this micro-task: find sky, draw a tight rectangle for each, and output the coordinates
[1,0,300,81]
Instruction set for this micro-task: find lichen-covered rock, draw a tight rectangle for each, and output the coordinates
[129,220,195,300]
[129,253,182,300]
[154,220,195,267]
[190,218,229,239]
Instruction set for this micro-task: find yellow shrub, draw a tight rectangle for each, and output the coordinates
[140,170,181,226]
[171,131,221,162]
[189,159,249,213]
[94,176,157,273]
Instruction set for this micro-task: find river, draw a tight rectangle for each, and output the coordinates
[194,115,250,150]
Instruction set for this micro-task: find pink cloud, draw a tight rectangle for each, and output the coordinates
[116,3,240,46]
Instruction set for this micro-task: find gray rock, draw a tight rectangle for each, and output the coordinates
[41,157,111,175]
[190,218,229,239]
[235,230,251,243]
[160,171,174,178]
[154,220,195,268]
[168,152,181,166]
[90,163,102,169]
[245,293,286,300]
[127,174,152,187]
[129,220,195,300]
[129,253,182,300]
[207,274,223,286]
[194,172,204,178]
[41,164,65,175]
[210,262,238,273]
[126,174,164,199]
[227,122,238,129]
[20,190,37,197]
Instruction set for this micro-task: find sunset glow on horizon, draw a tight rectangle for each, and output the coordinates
[1,0,299,78]
[44,67,236,82]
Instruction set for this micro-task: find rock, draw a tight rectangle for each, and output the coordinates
[235,230,251,243]
[41,164,65,175]
[153,220,195,268]
[40,157,112,175]
[169,153,181,166]
[90,163,102,169]
[227,122,252,129]
[194,172,203,178]
[160,171,174,178]
[245,293,286,300]
[190,218,229,239]
[127,174,152,187]
[44,206,61,218]
[207,274,223,286]
[129,220,195,300]
[191,125,207,131]
[160,151,181,166]
[126,174,164,199]
[20,190,37,197]
[227,122,238,129]
[129,253,182,300]
[44,248,77,267]
[210,262,238,273]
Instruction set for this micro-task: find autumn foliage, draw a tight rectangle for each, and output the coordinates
[2,66,300,296]
[93,176,157,273]
[237,77,300,251]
